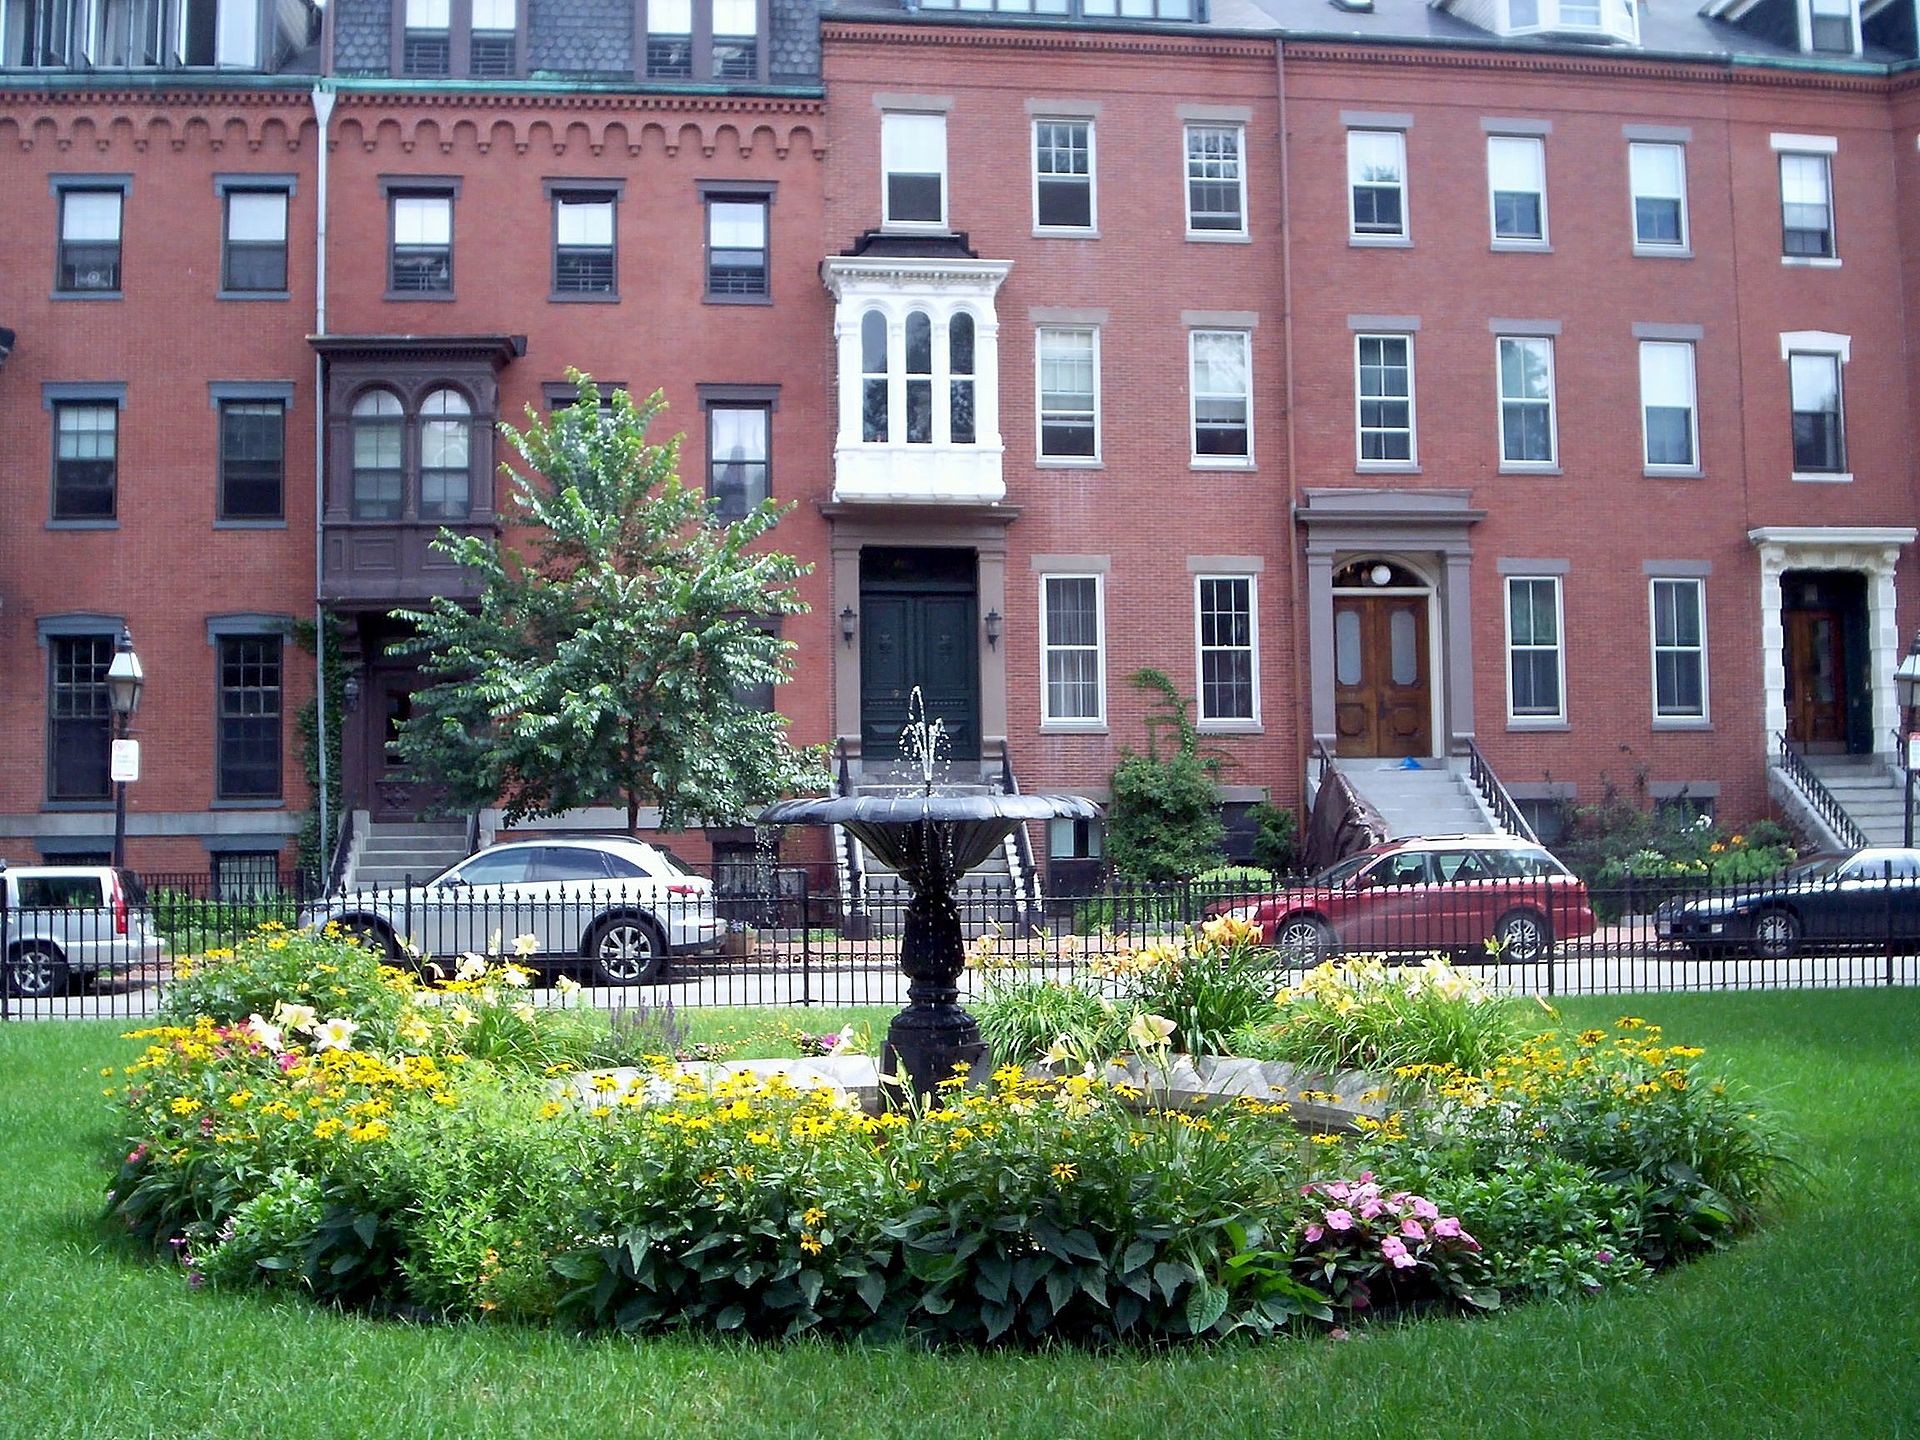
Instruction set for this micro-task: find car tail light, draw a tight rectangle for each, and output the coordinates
[112,873,128,935]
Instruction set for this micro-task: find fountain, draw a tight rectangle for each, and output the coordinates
[759,693,1100,1099]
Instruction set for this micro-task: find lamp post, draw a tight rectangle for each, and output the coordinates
[1896,633,1920,850]
[105,628,144,870]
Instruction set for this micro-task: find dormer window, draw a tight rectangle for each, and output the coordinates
[1807,0,1857,54]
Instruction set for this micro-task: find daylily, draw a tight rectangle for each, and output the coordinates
[311,1016,358,1052]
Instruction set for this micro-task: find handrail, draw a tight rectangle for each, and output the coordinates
[1776,733,1869,851]
[1464,739,1538,844]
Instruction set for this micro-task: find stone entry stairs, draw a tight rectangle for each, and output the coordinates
[1333,757,1506,840]
[1799,753,1910,846]
[342,816,471,892]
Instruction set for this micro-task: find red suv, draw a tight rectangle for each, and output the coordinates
[1217,834,1597,965]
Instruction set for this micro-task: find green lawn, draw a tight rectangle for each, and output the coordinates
[5,992,1917,1440]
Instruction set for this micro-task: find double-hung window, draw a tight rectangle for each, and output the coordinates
[1777,147,1835,259]
[217,635,283,801]
[1195,575,1257,725]
[1787,345,1846,476]
[1355,333,1414,465]
[1037,327,1098,461]
[1650,578,1707,721]
[1505,576,1565,723]
[48,632,114,802]
[1487,135,1547,244]
[1347,130,1406,240]
[1639,340,1698,472]
[705,192,769,299]
[1628,141,1688,252]
[550,186,617,297]
[55,183,124,295]
[882,111,947,228]
[1184,123,1245,236]
[387,186,455,295]
[51,399,119,521]
[1041,574,1105,726]
[1496,335,1556,467]
[1190,330,1252,464]
[220,183,289,295]
[1034,119,1094,232]
[217,397,287,521]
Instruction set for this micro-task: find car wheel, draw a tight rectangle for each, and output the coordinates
[1272,914,1335,967]
[1750,908,1800,961]
[589,914,665,986]
[1492,910,1552,964]
[5,944,71,999]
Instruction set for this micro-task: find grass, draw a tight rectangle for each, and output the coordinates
[4,992,1919,1439]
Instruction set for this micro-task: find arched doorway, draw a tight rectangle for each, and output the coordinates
[1331,557,1436,758]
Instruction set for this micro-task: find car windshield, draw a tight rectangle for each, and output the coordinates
[1311,852,1379,887]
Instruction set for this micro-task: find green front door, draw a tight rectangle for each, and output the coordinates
[861,584,979,762]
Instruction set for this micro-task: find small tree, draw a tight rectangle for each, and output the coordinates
[1104,669,1225,882]
[390,373,827,832]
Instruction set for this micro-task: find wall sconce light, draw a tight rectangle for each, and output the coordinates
[342,671,362,713]
[984,609,1003,650]
[840,606,857,648]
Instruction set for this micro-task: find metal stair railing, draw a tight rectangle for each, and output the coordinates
[1776,732,1870,851]
[1464,739,1538,844]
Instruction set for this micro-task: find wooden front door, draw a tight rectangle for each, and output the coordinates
[1785,608,1847,749]
[861,591,980,761]
[1333,594,1432,758]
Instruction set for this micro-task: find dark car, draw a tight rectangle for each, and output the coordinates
[1655,847,1920,960]
[1214,833,1597,965]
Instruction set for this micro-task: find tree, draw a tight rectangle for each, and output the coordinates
[1104,669,1225,882]
[390,373,827,833]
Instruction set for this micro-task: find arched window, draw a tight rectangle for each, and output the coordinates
[351,390,404,519]
[861,311,889,443]
[905,310,933,445]
[419,388,472,519]
[949,312,976,445]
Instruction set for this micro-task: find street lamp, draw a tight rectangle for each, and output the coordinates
[1896,633,1920,849]
[106,628,144,870]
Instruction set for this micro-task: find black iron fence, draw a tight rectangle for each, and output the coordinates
[4,866,1918,1021]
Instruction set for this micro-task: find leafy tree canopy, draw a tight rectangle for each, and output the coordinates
[390,373,828,832]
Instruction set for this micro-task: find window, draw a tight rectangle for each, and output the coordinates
[217,635,282,800]
[52,402,117,520]
[1041,574,1104,724]
[882,112,947,228]
[218,400,285,520]
[1629,142,1687,251]
[1640,341,1697,471]
[213,852,281,902]
[1184,123,1245,236]
[1190,330,1251,464]
[221,187,288,294]
[706,195,768,298]
[401,0,449,75]
[1355,334,1414,464]
[388,190,452,294]
[1497,336,1556,466]
[1505,576,1564,722]
[707,404,769,519]
[1650,578,1706,720]
[1487,135,1547,244]
[48,633,113,802]
[1033,119,1094,231]
[1808,0,1854,53]
[1789,351,1845,474]
[1196,575,1257,724]
[1037,327,1098,460]
[470,0,516,75]
[711,0,757,79]
[56,185,122,293]
[350,390,404,519]
[419,388,472,519]
[552,190,615,296]
[1779,153,1834,259]
[1348,130,1405,239]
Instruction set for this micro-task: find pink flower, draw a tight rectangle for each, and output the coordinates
[1325,1208,1354,1232]
[1432,1216,1463,1239]
[1412,1197,1440,1222]
[1400,1218,1426,1241]
[1304,1223,1326,1243]
[1380,1236,1417,1270]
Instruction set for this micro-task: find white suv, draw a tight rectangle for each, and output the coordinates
[301,836,724,985]
[3,865,170,998]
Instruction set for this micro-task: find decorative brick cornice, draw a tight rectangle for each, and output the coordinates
[824,19,1274,62]
[0,90,313,153]
[330,92,825,159]
[1281,41,1892,95]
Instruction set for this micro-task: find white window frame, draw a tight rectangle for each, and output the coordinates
[1628,141,1689,254]
[1649,576,1709,724]
[881,110,948,231]
[1639,340,1699,475]
[1035,325,1100,465]
[1039,572,1106,728]
[1194,573,1260,728]
[1504,574,1566,725]
[1183,122,1247,239]
[1347,129,1407,241]
[1487,134,1549,246]
[1188,328,1253,468]
[1496,335,1557,469]
[1032,117,1096,235]
[1354,332,1416,468]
